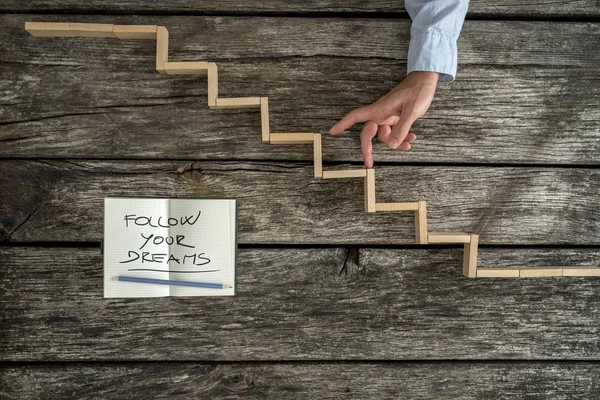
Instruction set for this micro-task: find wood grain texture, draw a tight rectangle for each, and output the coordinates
[0,161,597,244]
[1,362,600,399]
[1,15,598,164]
[1,1,598,17]
[1,246,599,361]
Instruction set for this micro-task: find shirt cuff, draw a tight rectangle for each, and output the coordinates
[407,30,458,84]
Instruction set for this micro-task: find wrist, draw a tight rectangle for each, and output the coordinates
[408,71,439,85]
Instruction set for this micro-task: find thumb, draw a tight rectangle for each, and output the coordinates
[387,113,415,149]
[329,104,375,135]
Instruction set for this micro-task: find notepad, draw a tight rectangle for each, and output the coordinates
[104,197,237,298]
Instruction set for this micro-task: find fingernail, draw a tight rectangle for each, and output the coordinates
[389,139,399,149]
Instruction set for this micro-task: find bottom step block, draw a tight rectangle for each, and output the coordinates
[477,269,520,278]
[562,268,600,276]
[477,267,600,278]
[519,268,563,278]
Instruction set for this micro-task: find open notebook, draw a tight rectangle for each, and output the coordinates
[104,197,237,297]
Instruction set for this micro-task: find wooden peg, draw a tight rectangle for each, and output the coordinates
[519,268,563,278]
[562,268,600,276]
[207,62,218,109]
[215,97,262,109]
[462,233,478,278]
[364,169,376,212]
[476,269,520,278]
[113,25,157,40]
[415,201,428,244]
[25,22,75,37]
[322,169,367,179]
[313,134,323,178]
[70,23,116,38]
[260,98,270,143]
[428,232,472,244]
[164,62,209,75]
[375,202,419,212]
[269,133,314,144]
[155,26,169,74]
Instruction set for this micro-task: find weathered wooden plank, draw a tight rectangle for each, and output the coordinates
[1,362,600,399]
[0,161,597,244]
[0,1,598,17]
[1,247,599,360]
[1,16,598,164]
[6,16,598,66]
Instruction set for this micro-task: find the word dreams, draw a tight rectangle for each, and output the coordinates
[120,251,211,266]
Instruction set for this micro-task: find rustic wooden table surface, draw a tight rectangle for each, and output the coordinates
[1,1,599,399]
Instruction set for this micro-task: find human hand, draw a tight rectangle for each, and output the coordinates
[329,71,439,168]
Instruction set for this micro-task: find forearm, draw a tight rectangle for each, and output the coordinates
[405,0,469,83]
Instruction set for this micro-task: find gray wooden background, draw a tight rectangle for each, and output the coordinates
[1,1,599,399]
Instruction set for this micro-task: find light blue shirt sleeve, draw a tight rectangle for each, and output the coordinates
[405,0,470,84]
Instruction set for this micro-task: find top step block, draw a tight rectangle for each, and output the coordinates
[25,22,74,37]
[113,25,157,40]
[70,23,116,38]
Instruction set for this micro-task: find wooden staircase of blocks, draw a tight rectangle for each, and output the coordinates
[24,22,600,278]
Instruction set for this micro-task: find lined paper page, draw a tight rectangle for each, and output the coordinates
[104,198,170,298]
[168,199,236,297]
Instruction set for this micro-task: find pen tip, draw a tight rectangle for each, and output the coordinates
[223,284,232,289]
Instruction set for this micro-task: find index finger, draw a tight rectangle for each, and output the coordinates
[329,104,375,135]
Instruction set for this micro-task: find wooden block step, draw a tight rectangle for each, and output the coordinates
[70,23,115,38]
[415,201,428,245]
[313,134,323,178]
[364,169,375,212]
[322,169,367,179]
[25,22,75,37]
[260,98,270,143]
[462,234,478,278]
[478,267,600,278]
[155,26,169,74]
[207,62,218,109]
[375,202,419,212]
[113,25,157,39]
[215,97,262,109]
[164,62,209,75]
[428,232,472,244]
[269,133,314,144]
[476,269,520,278]
[519,268,563,278]
[562,268,600,276]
